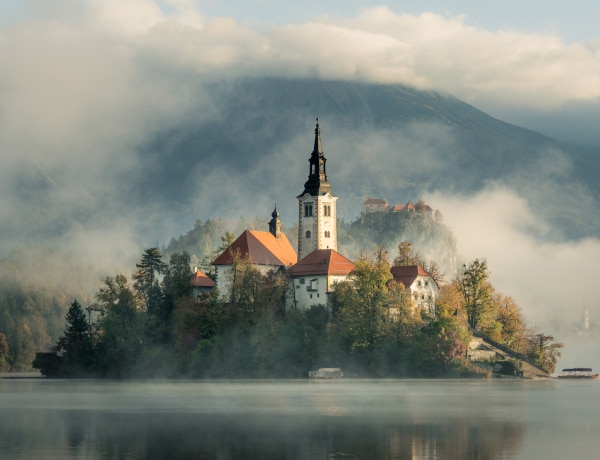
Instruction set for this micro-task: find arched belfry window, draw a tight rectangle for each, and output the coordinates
[305,230,311,239]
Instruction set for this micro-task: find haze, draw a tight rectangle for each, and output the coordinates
[1,1,599,369]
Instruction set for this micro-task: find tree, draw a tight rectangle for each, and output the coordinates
[494,294,527,352]
[456,259,493,329]
[227,251,263,316]
[393,241,445,284]
[155,252,193,342]
[330,257,392,372]
[133,248,166,314]
[93,275,143,378]
[0,332,9,371]
[393,241,423,266]
[56,300,94,376]
[526,333,564,374]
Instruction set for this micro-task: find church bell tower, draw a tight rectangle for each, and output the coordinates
[297,119,338,260]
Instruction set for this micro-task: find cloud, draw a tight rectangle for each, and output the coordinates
[428,185,600,336]
[0,1,598,283]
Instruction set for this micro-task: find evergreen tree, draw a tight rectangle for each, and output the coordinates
[133,248,167,315]
[0,332,9,371]
[57,300,94,376]
[94,275,143,377]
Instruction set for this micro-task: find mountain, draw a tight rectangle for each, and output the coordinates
[3,77,599,263]
[136,78,600,242]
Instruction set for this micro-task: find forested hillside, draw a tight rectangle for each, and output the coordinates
[0,247,98,370]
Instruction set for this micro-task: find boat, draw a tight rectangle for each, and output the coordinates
[556,368,599,379]
[309,368,344,379]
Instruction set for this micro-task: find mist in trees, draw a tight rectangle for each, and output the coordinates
[454,259,563,373]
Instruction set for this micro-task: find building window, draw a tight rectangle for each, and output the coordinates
[425,281,429,286]
[299,278,305,285]
[305,230,311,239]
[304,204,313,217]
[324,230,330,238]
[308,278,318,291]
[324,205,331,216]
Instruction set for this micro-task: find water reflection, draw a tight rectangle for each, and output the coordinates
[2,379,595,460]
[1,409,524,459]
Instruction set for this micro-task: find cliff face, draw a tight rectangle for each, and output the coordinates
[341,208,458,276]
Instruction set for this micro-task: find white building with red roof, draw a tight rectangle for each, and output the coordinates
[212,207,297,296]
[390,265,439,315]
[190,268,216,298]
[286,249,354,311]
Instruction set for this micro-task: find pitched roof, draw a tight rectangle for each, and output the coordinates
[390,265,433,288]
[191,269,215,288]
[289,249,354,276]
[364,197,387,205]
[212,230,297,267]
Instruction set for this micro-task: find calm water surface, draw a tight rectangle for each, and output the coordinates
[0,378,598,459]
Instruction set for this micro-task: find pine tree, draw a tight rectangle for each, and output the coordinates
[58,300,94,376]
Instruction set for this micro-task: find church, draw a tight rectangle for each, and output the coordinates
[211,119,353,311]
[211,119,437,314]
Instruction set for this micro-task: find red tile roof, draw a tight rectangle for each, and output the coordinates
[191,269,215,288]
[390,265,432,288]
[212,230,297,267]
[289,249,354,276]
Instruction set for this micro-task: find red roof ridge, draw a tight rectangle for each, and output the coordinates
[191,269,215,287]
[289,249,354,276]
[213,230,297,267]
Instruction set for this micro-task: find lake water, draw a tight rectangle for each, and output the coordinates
[1,378,599,459]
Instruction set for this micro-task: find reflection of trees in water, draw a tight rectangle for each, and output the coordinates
[1,410,524,459]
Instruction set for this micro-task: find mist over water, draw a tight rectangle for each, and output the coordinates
[1,379,599,460]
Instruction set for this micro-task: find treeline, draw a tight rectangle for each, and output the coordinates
[32,243,562,379]
[0,246,99,372]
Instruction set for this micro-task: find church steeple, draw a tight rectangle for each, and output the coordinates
[268,204,282,239]
[299,118,331,197]
[296,119,338,260]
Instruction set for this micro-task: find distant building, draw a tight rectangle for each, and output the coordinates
[389,201,416,213]
[363,197,389,214]
[365,199,441,220]
[190,268,215,298]
[390,265,438,315]
[286,249,354,311]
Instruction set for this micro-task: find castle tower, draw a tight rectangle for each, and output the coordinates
[297,119,338,260]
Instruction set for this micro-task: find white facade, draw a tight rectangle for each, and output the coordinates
[297,192,338,260]
[287,273,347,311]
[408,275,438,315]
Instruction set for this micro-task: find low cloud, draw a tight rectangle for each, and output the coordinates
[429,186,600,336]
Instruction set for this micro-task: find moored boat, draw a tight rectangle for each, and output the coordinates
[557,368,599,379]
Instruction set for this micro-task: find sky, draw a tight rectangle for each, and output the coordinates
[1,0,600,369]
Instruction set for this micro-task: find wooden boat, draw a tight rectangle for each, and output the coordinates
[556,368,599,379]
